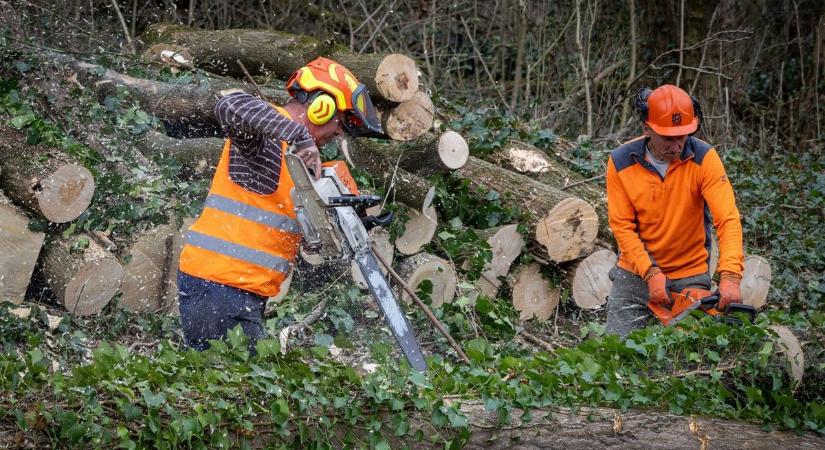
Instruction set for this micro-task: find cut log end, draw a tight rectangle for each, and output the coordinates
[120,224,176,313]
[394,205,438,256]
[64,258,124,316]
[769,325,804,385]
[505,145,553,174]
[534,197,599,263]
[437,131,469,169]
[395,253,457,308]
[512,263,559,321]
[742,254,772,309]
[572,249,617,310]
[374,54,419,103]
[0,197,45,304]
[36,164,95,223]
[385,91,434,141]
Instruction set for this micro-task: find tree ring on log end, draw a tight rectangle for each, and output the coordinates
[394,205,437,255]
[742,254,772,309]
[512,263,559,321]
[534,197,598,263]
[36,164,95,223]
[572,249,617,309]
[386,91,434,141]
[375,54,419,103]
[769,325,804,386]
[64,258,124,316]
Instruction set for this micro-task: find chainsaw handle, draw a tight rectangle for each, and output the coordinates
[724,303,756,323]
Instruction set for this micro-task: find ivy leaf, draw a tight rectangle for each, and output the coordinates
[10,113,35,129]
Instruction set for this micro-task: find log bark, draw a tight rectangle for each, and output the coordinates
[571,248,617,310]
[0,193,45,304]
[742,254,772,309]
[511,263,559,321]
[136,131,224,178]
[394,252,457,308]
[69,59,289,127]
[354,131,469,177]
[348,139,436,212]
[0,127,95,223]
[351,227,394,290]
[456,156,598,263]
[492,140,612,246]
[429,401,825,449]
[39,234,123,316]
[141,24,419,103]
[394,205,438,256]
[378,91,434,141]
[119,223,177,313]
[160,217,196,316]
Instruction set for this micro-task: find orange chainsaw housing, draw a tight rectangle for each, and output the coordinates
[649,287,721,326]
[321,160,360,195]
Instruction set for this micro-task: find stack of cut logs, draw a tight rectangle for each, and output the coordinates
[0,24,771,324]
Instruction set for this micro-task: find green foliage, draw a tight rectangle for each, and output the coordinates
[3,303,824,447]
[722,147,824,310]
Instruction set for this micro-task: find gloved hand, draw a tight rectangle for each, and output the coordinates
[645,266,669,306]
[718,271,743,311]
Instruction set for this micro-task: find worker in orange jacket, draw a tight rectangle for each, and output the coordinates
[605,84,745,338]
[177,57,383,351]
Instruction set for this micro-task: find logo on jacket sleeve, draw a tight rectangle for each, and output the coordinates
[672,112,682,125]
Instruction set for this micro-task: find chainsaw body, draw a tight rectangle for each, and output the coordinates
[649,287,756,326]
[285,150,427,372]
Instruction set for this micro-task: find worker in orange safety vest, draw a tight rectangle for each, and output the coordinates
[177,57,383,351]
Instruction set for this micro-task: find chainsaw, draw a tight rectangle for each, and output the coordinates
[649,287,756,326]
[285,149,427,372]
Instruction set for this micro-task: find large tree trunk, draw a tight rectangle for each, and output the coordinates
[348,139,436,212]
[68,59,288,128]
[352,131,469,177]
[136,131,224,178]
[426,401,825,449]
[38,234,123,316]
[0,127,94,223]
[491,140,612,246]
[141,24,420,103]
[0,193,45,304]
[457,156,598,263]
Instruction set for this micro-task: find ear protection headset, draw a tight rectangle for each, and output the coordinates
[294,89,338,125]
[634,87,704,134]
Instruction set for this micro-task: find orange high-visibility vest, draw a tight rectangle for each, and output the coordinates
[179,106,301,298]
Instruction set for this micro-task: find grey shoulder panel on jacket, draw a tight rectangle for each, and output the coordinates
[610,138,645,172]
[687,136,714,165]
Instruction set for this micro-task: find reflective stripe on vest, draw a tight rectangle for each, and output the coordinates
[204,194,301,234]
[185,230,291,273]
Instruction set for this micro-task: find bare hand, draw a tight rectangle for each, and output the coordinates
[296,145,322,180]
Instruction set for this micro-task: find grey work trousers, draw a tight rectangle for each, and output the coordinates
[605,266,711,339]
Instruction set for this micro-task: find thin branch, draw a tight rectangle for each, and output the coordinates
[460,16,509,107]
[110,0,136,55]
[676,0,685,86]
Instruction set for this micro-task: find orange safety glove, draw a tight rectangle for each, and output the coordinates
[718,271,743,311]
[645,266,669,306]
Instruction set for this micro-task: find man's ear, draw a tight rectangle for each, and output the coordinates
[641,123,651,137]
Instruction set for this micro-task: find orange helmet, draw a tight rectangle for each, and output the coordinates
[286,57,383,137]
[638,84,700,136]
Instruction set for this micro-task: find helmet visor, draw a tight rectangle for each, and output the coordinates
[343,84,384,137]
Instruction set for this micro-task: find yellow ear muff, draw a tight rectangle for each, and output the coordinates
[307,93,337,125]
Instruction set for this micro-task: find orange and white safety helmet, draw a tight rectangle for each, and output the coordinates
[286,57,383,137]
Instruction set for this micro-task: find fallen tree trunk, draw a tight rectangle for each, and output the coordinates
[456,156,598,263]
[491,140,612,246]
[0,127,95,223]
[354,131,469,177]
[38,233,123,316]
[348,139,436,212]
[69,59,289,128]
[510,263,559,321]
[378,91,434,141]
[136,131,224,178]
[394,205,438,256]
[571,248,617,310]
[394,252,457,308]
[141,24,420,103]
[429,401,825,449]
[0,193,45,304]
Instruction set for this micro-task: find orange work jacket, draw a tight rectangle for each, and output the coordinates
[179,106,301,297]
[606,136,744,279]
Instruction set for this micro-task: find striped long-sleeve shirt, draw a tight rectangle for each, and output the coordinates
[215,93,315,195]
